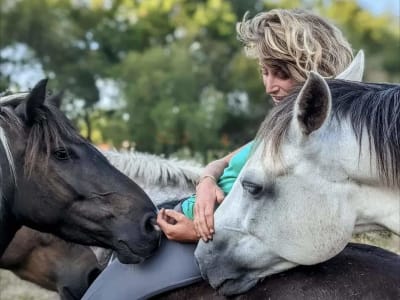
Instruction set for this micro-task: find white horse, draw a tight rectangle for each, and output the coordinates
[195,72,400,295]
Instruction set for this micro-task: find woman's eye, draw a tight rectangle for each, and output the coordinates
[274,69,289,80]
[53,148,72,160]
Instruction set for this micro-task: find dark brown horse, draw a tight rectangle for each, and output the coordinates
[0,79,160,264]
[0,227,103,300]
[0,149,201,299]
[158,243,400,299]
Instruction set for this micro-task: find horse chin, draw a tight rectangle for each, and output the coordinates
[115,252,144,264]
[60,286,80,300]
[215,277,259,296]
[114,240,151,264]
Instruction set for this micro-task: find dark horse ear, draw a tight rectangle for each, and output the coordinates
[15,78,48,126]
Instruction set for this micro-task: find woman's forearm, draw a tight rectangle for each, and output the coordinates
[198,159,227,183]
[198,146,244,183]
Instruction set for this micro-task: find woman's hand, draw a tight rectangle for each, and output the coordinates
[157,208,199,243]
[193,177,225,242]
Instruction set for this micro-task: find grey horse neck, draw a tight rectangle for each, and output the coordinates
[103,150,202,206]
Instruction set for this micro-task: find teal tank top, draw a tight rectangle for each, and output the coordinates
[181,141,254,220]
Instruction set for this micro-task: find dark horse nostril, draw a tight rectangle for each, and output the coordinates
[141,212,157,235]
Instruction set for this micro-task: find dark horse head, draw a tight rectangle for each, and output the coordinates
[0,79,160,263]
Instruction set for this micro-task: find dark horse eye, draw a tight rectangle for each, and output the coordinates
[53,148,72,160]
[241,180,263,196]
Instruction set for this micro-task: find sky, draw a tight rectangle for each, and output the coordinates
[357,0,400,16]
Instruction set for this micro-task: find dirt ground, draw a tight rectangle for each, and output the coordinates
[0,232,398,300]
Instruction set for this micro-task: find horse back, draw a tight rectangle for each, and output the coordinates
[156,243,399,299]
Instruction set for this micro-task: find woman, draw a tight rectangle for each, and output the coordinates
[160,8,353,242]
[83,9,356,300]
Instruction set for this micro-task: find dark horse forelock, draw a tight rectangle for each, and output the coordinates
[256,79,400,188]
[0,103,85,176]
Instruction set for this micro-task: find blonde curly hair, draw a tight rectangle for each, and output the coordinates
[236,9,353,82]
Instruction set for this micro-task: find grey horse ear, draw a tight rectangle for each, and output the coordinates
[293,72,331,137]
[15,78,48,126]
[335,50,364,82]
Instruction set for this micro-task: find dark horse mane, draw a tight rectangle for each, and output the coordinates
[256,79,400,188]
[0,94,86,176]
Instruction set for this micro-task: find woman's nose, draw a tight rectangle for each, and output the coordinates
[265,76,279,94]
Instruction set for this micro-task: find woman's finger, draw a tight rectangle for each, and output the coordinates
[194,212,209,242]
[204,205,214,235]
[216,187,225,204]
[156,210,170,232]
[163,209,181,220]
[199,209,211,240]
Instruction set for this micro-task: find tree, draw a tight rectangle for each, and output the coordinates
[1,0,397,158]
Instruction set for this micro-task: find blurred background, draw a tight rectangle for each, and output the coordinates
[0,1,399,299]
[0,0,399,163]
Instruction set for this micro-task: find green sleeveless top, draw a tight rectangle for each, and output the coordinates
[181,141,254,220]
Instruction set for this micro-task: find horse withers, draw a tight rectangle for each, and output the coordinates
[0,79,160,264]
[0,227,102,300]
[195,73,400,295]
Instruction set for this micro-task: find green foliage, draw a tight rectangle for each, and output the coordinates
[320,0,400,81]
[114,41,227,155]
[0,0,398,159]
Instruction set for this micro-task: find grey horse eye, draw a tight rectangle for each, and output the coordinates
[241,180,263,196]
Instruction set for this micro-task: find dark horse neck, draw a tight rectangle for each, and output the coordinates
[0,209,20,256]
[0,136,19,257]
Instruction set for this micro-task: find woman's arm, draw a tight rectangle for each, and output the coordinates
[193,145,246,242]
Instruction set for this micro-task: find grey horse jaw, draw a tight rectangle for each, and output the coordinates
[335,50,365,82]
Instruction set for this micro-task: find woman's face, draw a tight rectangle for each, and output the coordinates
[260,64,297,105]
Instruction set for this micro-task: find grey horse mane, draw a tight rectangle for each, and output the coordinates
[0,93,23,182]
[257,79,400,188]
[103,150,202,188]
[0,127,15,181]
[0,127,15,217]
[0,94,24,217]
